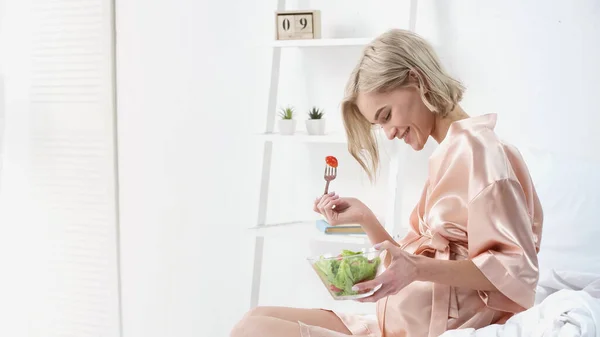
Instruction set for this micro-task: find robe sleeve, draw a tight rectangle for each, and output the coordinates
[468,178,539,313]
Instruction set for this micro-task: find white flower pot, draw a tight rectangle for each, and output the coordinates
[277,119,296,135]
[305,119,326,135]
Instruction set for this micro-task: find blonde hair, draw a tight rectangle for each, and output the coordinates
[342,29,465,181]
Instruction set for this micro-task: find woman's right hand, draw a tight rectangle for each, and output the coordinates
[313,192,373,226]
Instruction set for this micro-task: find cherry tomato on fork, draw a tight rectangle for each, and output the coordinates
[325,156,338,168]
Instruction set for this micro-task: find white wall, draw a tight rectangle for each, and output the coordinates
[117,1,600,337]
[115,1,260,337]
[416,0,600,156]
[1,0,121,336]
[0,0,5,175]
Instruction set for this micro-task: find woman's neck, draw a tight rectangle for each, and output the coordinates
[431,105,470,144]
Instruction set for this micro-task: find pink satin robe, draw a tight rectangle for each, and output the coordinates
[300,114,543,337]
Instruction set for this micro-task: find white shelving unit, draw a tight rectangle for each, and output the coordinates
[248,221,369,245]
[249,0,419,309]
[257,131,347,143]
[271,37,373,48]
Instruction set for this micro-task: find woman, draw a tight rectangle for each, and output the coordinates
[231,28,543,337]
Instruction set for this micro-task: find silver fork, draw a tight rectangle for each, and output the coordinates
[323,165,337,195]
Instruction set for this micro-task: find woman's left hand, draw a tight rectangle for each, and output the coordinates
[353,240,419,303]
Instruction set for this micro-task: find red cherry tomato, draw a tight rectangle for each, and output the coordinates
[325,156,338,168]
[329,284,342,293]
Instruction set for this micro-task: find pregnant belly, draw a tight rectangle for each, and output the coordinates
[377,281,433,337]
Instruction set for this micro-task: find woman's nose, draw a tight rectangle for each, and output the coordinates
[384,127,397,140]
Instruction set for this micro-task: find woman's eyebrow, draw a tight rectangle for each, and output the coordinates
[373,106,386,122]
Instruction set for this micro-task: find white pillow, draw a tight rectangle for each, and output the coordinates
[520,147,600,277]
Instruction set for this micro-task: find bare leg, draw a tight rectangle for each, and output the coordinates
[231,306,351,337]
[248,307,351,333]
[230,316,301,337]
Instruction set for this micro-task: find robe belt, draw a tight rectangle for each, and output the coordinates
[409,230,469,337]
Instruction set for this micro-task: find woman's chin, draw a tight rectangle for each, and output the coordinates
[406,137,424,151]
[410,143,424,151]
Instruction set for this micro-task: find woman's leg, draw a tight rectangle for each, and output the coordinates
[248,306,352,333]
[230,315,301,337]
[231,306,351,337]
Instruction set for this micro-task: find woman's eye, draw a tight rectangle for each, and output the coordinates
[384,111,391,122]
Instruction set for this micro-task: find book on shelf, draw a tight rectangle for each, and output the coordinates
[315,219,365,235]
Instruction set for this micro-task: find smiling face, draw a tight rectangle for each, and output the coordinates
[355,83,436,151]
[341,29,465,180]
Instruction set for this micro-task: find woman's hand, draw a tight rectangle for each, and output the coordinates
[313,192,397,247]
[353,240,419,303]
[313,192,373,226]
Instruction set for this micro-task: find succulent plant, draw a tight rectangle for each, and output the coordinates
[278,106,295,120]
[307,107,324,120]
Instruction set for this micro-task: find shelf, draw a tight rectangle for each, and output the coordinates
[247,220,369,245]
[259,131,347,144]
[271,37,373,48]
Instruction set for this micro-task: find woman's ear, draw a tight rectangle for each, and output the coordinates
[409,69,429,94]
[408,69,419,82]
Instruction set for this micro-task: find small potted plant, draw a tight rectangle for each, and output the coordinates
[306,107,326,135]
[277,106,296,135]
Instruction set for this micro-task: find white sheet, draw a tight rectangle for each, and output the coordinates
[441,270,600,337]
[536,270,600,304]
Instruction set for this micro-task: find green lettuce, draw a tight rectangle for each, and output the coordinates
[312,250,381,297]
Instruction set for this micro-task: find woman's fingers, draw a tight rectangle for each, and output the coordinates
[317,195,332,212]
[316,192,338,213]
[374,240,401,257]
[314,194,328,213]
[313,197,321,213]
[356,285,392,303]
[322,198,341,223]
[352,271,389,293]
[317,192,334,205]
[313,193,343,224]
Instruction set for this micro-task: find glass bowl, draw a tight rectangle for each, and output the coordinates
[307,248,385,300]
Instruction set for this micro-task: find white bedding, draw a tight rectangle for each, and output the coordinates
[441,270,600,337]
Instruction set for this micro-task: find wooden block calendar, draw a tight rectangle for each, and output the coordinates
[275,10,321,40]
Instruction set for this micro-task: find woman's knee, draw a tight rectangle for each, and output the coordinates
[244,306,279,318]
[230,314,255,337]
[230,317,249,337]
[230,307,276,337]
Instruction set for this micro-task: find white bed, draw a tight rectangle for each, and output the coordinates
[523,147,600,280]
[440,147,600,337]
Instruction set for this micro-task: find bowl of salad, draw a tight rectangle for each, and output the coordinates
[308,248,384,300]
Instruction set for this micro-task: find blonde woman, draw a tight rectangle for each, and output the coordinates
[231,29,543,337]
